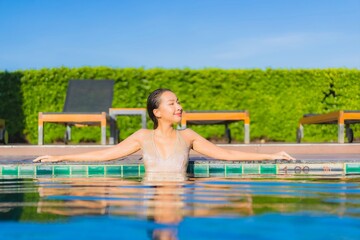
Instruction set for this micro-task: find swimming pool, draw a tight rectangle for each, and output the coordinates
[0,174,359,240]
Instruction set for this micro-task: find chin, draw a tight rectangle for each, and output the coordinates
[173,118,181,124]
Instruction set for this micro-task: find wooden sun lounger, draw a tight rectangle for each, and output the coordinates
[38,112,111,145]
[181,111,250,144]
[297,110,360,143]
[38,80,114,145]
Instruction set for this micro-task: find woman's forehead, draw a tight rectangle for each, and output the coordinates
[160,91,177,101]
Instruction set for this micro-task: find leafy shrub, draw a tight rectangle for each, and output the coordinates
[0,67,359,143]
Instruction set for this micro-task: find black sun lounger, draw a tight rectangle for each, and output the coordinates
[38,79,115,145]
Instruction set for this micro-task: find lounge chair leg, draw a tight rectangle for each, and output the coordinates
[225,124,231,143]
[38,119,44,145]
[101,125,106,145]
[116,129,120,143]
[244,123,250,144]
[338,124,345,143]
[346,124,354,143]
[1,128,9,145]
[38,126,43,145]
[297,125,304,143]
[64,125,71,144]
[109,117,116,145]
[141,112,147,129]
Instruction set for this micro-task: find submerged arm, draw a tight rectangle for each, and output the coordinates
[33,130,143,163]
[188,130,294,161]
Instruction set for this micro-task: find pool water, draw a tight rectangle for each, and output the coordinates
[0,176,360,240]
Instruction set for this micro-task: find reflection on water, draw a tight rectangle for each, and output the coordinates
[1,175,360,239]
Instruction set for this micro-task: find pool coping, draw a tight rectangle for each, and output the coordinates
[0,161,359,178]
[2,143,360,156]
[1,143,360,177]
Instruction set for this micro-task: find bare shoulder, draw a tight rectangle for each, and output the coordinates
[131,129,152,138]
[178,128,215,150]
[123,129,152,142]
[113,129,151,149]
[178,128,201,141]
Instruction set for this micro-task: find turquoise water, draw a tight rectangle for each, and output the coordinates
[0,176,360,239]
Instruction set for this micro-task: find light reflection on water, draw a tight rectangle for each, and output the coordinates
[0,175,360,239]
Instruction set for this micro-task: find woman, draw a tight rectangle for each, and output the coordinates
[33,88,295,173]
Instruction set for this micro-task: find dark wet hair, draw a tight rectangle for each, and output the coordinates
[147,88,173,129]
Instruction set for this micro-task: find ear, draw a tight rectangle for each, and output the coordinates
[153,109,161,118]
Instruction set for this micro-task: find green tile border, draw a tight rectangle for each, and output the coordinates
[54,166,70,175]
[243,164,260,174]
[36,165,53,176]
[345,163,360,174]
[106,166,122,175]
[225,164,242,176]
[0,162,359,178]
[123,165,141,177]
[71,165,87,175]
[0,164,146,177]
[88,166,105,176]
[19,165,35,176]
[140,165,145,174]
[260,164,277,174]
[2,166,18,175]
[209,164,225,177]
[193,164,209,177]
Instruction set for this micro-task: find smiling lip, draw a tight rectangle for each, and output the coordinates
[175,113,182,117]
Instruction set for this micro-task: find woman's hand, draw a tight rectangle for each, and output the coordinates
[33,155,63,163]
[269,151,295,161]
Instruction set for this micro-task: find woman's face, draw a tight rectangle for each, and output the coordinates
[154,91,183,124]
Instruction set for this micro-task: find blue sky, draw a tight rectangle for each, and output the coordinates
[1,0,359,70]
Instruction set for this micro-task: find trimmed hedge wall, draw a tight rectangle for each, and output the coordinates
[0,67,359,144]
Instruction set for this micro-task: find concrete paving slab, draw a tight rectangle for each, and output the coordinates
[1,143,359,163]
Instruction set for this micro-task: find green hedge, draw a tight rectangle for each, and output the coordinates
[0,67,359,144]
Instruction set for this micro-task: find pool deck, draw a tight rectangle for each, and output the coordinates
[1,143,360,162]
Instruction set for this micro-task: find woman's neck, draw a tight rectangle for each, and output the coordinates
[154,123,176,137]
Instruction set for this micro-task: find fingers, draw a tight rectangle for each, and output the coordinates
[33,156,48,163]
[276,151,296,161]
[33,155,60,163]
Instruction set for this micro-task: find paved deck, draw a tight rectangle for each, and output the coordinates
[1,143,360,162]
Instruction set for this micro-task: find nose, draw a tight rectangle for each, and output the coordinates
[176,102,182,112]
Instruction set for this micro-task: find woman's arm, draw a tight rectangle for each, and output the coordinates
[185,129,294,161]
[33,130,144,163]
